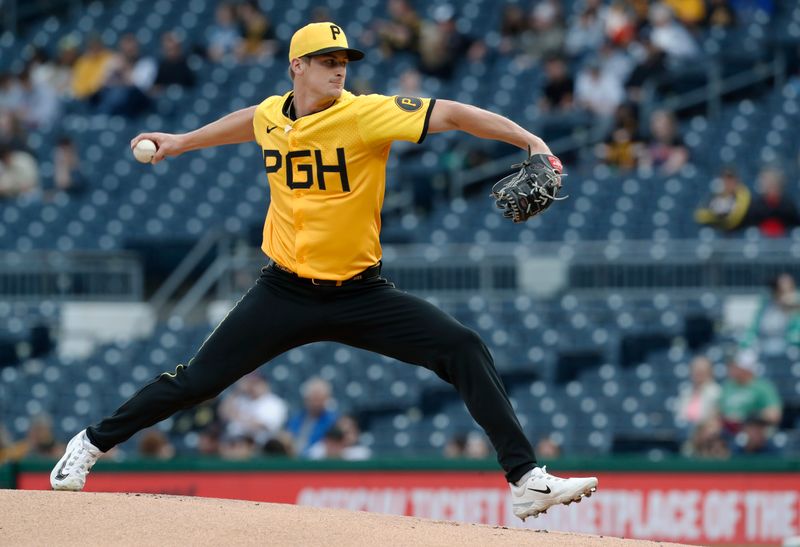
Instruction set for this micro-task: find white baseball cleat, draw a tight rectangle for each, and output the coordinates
[510,466,598,521]
[50,429,102,491]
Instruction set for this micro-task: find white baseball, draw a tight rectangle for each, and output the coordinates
[133,139,157,163]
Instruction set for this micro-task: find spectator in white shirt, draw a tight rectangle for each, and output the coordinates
[219,372,288,446]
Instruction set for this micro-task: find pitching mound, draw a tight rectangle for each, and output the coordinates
[1,490,689,546]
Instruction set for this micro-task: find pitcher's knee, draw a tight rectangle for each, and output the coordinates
[448,327,491,360]
[160,363,224,403]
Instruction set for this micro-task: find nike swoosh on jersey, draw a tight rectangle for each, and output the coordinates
[266,126,278,134]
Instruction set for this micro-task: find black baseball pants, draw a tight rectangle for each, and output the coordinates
[87,264,537,482]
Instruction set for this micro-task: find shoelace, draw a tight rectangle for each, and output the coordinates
[536,466,565,482]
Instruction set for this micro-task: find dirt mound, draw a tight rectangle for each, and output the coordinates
[0,490,689,546]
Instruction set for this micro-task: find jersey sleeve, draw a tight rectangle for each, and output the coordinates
[356,94,436,148]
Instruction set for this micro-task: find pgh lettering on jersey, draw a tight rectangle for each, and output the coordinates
[253,91,435,280]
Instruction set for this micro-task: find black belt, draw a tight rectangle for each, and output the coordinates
[266,260,381,287]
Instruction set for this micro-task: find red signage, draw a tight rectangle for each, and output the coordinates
[19,471,800,545]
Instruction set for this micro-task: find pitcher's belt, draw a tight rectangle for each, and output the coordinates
[266,260,381,287]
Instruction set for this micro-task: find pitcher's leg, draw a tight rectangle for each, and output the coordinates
[330,282,536,482]
[87,277,314,451]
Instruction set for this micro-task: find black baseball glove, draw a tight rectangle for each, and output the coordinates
[490,148,566,223]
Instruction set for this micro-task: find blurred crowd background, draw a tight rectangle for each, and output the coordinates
[1,0,800,466]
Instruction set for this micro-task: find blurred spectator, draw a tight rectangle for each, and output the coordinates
[575,59,625,119]
[518,0,565,66]
[683,415,730,459]
[705,0,737,28]
[732,417,780,454]
[208,2,242,62]
[26,47,57,90]
[51,136,87,197]
[153,32,196,90]
[694,166,751,231]
[16,66,61,129]
[196,423,222,456]
[374,0,421,58]
[595,103,643,170]
[640,109,689,175]
[741,273,800,355]
[444,431,489,458]
[648,3,700,64]
[390,67,429,98]
[675,356,721,430]
[286,377,338,457]
[539,56,575,112]
[743,167,800,238]
[72,35,114,100]
[235,1,278,62]
[0,72,25,111]
[719,349,782,434]
[96,33,155,117]
[50,36,81,97]
[596,41,635,87]
[0,110,29,152]
[498,4,529,55]
[534,435,562,459]
[565,0,606,59]
[464,431,490,458]
[0,424,25,463]
[263,431,295,457]
[418,5,481,80]
[662,0,706,28]
[138,429,176,460]
[22,415,64,458]
[219,372,288,446]
[0,141,39,199]
[307,416,371,461]
[604,1,637,46]
[444,432,467,457]
[625,38,667,104]
[219,434,257,460]
[309,425,348,459]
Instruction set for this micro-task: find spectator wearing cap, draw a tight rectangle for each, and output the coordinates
[741,273,800,356]
[694,166,751,231]
[718,350,782,435]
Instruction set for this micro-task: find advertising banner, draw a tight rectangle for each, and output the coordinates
[18,471,800,545]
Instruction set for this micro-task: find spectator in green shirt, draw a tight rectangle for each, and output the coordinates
[741,273,800,356]
[719,349,782,435]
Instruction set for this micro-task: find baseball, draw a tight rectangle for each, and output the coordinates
[133,139,157,163]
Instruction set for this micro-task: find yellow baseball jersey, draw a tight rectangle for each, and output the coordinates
[253,90,435,280]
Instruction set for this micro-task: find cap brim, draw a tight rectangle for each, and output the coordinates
[305,46,365,61]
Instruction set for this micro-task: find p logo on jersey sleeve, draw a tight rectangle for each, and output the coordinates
[394,96,423,112]
[358,94,435,147]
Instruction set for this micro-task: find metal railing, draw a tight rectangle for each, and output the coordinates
[0,250,143,301]
[162,237,800,318]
